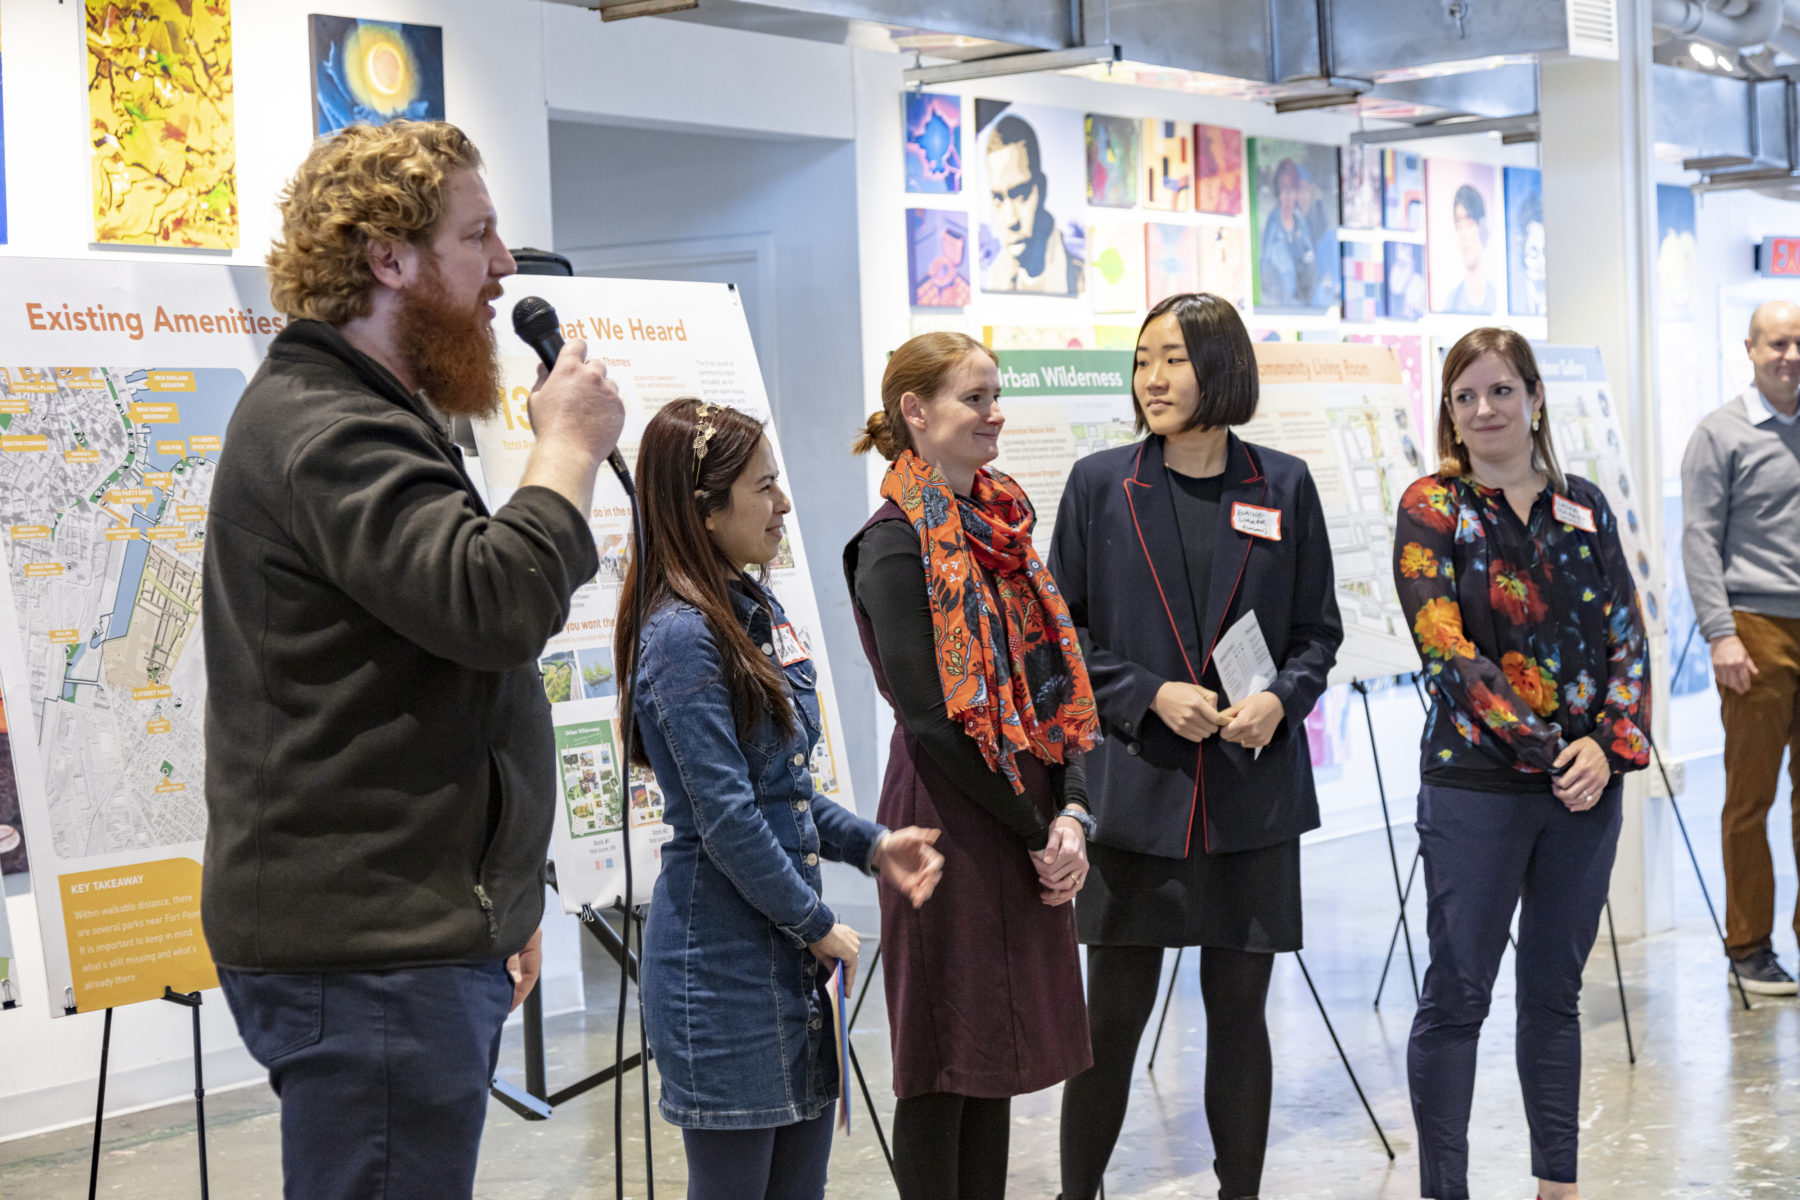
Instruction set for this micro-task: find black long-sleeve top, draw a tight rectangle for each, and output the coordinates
[849,518,1085,852]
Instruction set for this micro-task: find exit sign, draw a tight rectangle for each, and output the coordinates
[1755,237,1800,275]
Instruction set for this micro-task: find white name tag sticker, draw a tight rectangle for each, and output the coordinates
[1230,502,1282,541]
[772,622,810,667]
[1552,494,1597,532]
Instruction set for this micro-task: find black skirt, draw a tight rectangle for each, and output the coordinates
[1074,835,1302,952]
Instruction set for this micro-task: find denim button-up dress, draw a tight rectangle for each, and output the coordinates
[636,581,884,1129]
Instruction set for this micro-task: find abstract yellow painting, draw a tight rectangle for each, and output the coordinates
[87,1,237,248]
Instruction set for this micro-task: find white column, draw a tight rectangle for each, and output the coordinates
[1538,8,1676,940]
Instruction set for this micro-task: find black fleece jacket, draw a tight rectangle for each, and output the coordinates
[200,320,598,972]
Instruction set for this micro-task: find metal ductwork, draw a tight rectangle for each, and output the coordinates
[1655,60,1800,194]
[1652,0,1784,48]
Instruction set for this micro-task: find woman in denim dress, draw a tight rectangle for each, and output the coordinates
[616,399,944,1200]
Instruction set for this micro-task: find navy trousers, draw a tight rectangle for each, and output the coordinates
[682,1109,835,1200]
[218,961,514,1200]
[1408,780,1622,1200]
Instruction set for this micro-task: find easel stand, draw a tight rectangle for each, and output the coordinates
[1352,677,1420,1005]
[87,986,210,1200]
[843,941,897,1182]
[1143,948,1394,1162]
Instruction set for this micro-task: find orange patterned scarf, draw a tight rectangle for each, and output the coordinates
[880,450,1099,792]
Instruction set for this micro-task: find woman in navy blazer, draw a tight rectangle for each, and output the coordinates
[1049,293,1342,1200]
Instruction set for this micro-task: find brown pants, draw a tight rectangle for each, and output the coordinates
[1721,610,1800,959]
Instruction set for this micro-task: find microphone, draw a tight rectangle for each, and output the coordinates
[512,295,632,488]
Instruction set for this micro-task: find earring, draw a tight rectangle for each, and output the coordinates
[1453,428,1463,444]
[1531,412,1541,432]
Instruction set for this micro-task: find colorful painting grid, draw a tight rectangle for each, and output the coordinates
[906,208,971,308]
[1341,242,1385,322]
[1086,114,1139,208]
[1142,120,1193,212]
[1196,124,1244,216]
[904,91,962,193]
[310,15,446,137]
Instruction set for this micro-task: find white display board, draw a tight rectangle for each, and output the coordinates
[993,344,1422,685]
[0,257,276,1014]
[472,276,857,916]
[0,883,16,1010]
[1532,344,1666,633]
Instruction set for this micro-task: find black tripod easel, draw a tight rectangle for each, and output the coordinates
[86,986,211,1200]
[1352,677,1421,1006]
[1142,947,1393,1161]
[842,940,897,1183]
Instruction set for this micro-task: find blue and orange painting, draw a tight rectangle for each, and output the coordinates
[904,92,962,194]
[310,15,446,136]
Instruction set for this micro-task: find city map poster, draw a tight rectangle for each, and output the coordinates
[87,0,238,248]
[1244,342,1423,684]
[471,276,857,915]
[0,256,276,1013]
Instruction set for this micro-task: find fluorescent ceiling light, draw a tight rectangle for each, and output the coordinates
[904,44,1120,86]
[1689,41,1719,69]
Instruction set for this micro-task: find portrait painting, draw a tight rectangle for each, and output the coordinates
[1505,166,1547,318]
[1385,240,1428,322]
[974,100,1087,296]
[1427,159,1500,316]
[1249,138,1341,313]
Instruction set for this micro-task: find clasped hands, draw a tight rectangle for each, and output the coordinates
[1550,737,1610,813]
[1152,681,1284,749]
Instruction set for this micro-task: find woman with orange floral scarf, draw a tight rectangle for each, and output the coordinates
[1394,327,1650,1200]
[845,331,1100,1200]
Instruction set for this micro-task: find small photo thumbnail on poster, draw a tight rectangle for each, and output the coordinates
[769,531,797,571]
[628,763,666,828]
[560,728,624,838]
[539,650,577,705]
[596,531,629,585]
[579,647,618,700]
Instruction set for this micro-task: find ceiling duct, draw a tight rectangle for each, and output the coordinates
[1654,61,1800,194]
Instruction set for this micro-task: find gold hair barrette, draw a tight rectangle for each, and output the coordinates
[692,401,718,482]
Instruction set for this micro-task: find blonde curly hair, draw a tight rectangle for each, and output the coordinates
[267,121,484,324]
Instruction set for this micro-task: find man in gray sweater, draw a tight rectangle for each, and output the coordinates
[1681,299,1800,996]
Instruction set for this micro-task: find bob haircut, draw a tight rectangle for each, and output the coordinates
[1131,292,1259,434]
[1435,327,1568,496]
[615,399,796,764]
[267,121,483,325]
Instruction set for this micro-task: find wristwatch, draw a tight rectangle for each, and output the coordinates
[1057,806,1097,840]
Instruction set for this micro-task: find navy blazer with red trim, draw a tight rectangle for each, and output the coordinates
[1047,433,1342,858]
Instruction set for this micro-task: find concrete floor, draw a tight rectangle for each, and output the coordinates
[3,760,1796,1200]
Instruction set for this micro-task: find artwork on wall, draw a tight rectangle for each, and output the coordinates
[973,100,1086,296]
[1088,220,1147,314]
[1145,223,1199,306]
[310,16,446,137]
[1142,119,1193,211]
[0,19,8,246]
[1505,166,1547,317]
[906,208,971,308]
[1656,182,1699,321]
[1340,144,1383,230]
[1196,223,1250,311]
[87,0,238,247]
[1086,114,1139,208]
[1195,124,1244,216]
[1248,138,1341,313]
[904,91,962,193]
[1341,241,1385,322]
[1382,149,1424,232]
[1385,241,1428,322]
[1426,159,1500,316]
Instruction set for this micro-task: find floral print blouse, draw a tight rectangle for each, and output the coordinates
[1393,473,1651,791]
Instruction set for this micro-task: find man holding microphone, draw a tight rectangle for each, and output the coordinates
[1682,300,1800,996]
[201,121,625,1197]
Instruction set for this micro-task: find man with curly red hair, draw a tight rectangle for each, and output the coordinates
[201,121,625,1199]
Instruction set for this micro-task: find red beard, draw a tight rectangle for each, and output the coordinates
[394,260,505,419]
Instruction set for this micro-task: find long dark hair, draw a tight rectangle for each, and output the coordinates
[615,398,797,765]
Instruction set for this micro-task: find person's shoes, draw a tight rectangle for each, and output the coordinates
[1728,948,1799,995]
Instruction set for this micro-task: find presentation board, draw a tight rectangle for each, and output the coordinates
[993,345,1423,685]
[471,275,857,916]
[0,257,276,1014]
[1532,344,1666,633]
[0,888,14,1009]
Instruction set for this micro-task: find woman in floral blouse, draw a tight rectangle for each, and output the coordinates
[1393,327,1649,1200]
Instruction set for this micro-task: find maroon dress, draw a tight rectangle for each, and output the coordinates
[846,506,1091,1100]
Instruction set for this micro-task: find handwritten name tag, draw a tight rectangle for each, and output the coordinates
[1230,502,1282,541]
[772,622,810,666]
[1552,494,1596,532]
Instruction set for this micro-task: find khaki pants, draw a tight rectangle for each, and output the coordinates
[1720,610,1800,959]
